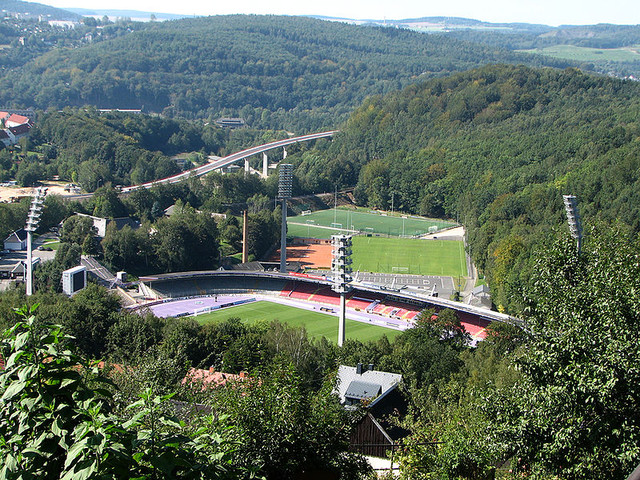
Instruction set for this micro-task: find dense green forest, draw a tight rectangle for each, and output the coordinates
[0,108,293,191]
[0,14,571,131]
[288,64,640,311]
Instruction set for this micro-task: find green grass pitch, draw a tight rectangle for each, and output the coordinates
[287,207,456,239]
[195,301,402,343]
[351,236,468,277]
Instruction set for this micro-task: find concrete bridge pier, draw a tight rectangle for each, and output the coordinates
[283,147,287,159]
[262,152,269,178]
[244,158,250,175]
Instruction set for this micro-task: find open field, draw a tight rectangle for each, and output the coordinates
[195,301,401,343]
[287,207,456,239]
[519,45,640,62]
[0,180,81,203]
[286,223,346,239]
[351,236,467,277]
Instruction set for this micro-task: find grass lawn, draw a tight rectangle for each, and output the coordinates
[288,208,455,239]
[42,240,60,250]
[196,300,401,343]
[519,45,640,62]
[351,236,467,277]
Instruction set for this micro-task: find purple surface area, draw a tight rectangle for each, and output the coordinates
[148,296,241,318]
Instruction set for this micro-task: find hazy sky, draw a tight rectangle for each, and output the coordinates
[38,0,639,26]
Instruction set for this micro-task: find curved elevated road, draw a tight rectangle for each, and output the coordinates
[120,130,338,193]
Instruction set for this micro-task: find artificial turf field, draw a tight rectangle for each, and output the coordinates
[195,301,401,343]
[287,207,456,239]
[351,236,467,277]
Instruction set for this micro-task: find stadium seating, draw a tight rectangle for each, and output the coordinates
[144,274,496,344]
[149,275,288,299]
[457,312,491,340]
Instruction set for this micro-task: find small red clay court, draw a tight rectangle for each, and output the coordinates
[271,242,333,269]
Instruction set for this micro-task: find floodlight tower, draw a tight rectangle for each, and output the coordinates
[331,234,353,347]
[278,164,293,273]
[563,194,583,255]
[25,186,47,296]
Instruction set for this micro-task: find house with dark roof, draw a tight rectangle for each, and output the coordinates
[74,213,140,238]
[336,364,409,459]
[4,228,28,251]
[215,117,246,129]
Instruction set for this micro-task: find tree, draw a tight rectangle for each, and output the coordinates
[0,305,248,480]
[92,185,126,218]
[498,224,640,479]
[101,223,139,271]
[209,363,371,480]
[58,283,122,358]
[61,215,95,246]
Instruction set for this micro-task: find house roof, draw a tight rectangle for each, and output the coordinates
[5,229,27,243]
[111,217,140,231]
[472,284,490,295]
[336,365,402,405]
[0,130,9,139]
[7,114,29,125]
[9,124,31,135]
[181,367,246,390]
[345,380,382,401]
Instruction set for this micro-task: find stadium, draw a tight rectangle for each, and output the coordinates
[134,270,519,344]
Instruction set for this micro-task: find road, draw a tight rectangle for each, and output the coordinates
[120,130,338,193]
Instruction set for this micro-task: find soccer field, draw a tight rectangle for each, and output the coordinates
[351,236,467,277]
[195,301,401,343]
[288,208,455,239]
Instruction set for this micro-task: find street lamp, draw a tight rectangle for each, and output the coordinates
[331,234,352,347]
[278,164,293,273]
[25,186,47,296]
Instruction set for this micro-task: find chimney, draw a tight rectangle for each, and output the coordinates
[242,210,248,264]
[239,371,245,378]
[356,363,363,375]
[209,366,214,374]
[368,364,374,372]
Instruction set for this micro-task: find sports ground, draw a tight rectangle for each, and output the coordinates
[351,237,467,277]
[193,300,402,343]
[287,208,456,239]
[280,207,467,277]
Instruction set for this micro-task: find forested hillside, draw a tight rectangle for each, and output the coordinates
[291,64,640,311]
[0,15,571,131]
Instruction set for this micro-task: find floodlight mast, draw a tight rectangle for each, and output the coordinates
[331,234,353,347]
[563,194,583,255]
[278,164,293,273]
[25,187,47,296]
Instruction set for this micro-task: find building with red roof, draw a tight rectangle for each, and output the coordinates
[181,367,246,391]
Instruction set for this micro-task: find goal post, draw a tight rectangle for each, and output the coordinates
[392,266,409,273]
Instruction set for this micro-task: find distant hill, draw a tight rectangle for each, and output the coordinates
[0,0,80,20]
[67,8,187,22]
[0,14,570,131]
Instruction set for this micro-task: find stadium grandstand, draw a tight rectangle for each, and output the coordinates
[136,271,520,343]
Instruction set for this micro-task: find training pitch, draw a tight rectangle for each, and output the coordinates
[287,208,456,239]
[195,301,401,343]
[351,236,467,277]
